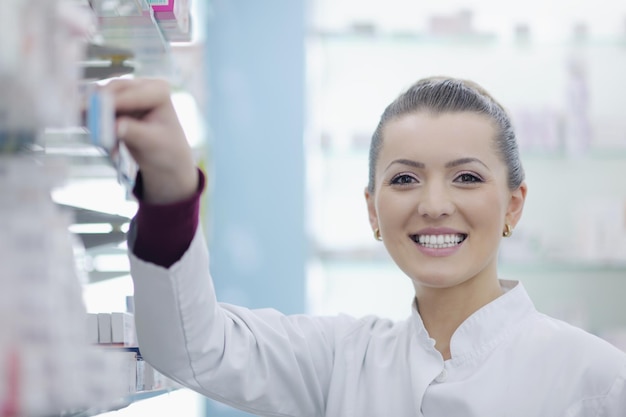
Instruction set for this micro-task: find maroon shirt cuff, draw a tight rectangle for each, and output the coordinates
[131,168,205,268]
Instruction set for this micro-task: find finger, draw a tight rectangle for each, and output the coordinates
[103,78,142,93]
[109,79,171,113]
[95,76,155,96]
[115,116,158,153]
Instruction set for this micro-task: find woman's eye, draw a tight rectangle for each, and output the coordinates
[390,174,417,185]
[455,173,483,183]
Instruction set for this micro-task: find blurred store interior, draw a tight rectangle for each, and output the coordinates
[34,0,626,416]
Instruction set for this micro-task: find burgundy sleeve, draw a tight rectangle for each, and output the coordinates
[130,168,206,268]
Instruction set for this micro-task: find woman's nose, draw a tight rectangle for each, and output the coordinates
[416,183,455,218]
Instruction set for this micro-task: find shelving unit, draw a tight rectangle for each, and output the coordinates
[0,0,195,415]
[91,1,173,77]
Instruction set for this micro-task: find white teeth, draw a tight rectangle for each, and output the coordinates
[415,234,465,248]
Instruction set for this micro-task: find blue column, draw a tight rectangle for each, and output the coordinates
[203,1,306,416]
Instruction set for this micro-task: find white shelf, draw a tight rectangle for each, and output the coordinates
[62,388,179,417]
[0,2,189,415]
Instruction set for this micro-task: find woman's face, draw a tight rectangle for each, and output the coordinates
[365,111,526,291]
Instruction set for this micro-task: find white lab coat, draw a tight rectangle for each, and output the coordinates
[130,227,626,416]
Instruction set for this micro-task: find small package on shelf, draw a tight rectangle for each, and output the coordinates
[148,0,192,42]
[85,88,138,192]
[97,313,113,344]
[88,312,138,346]
[86,89,116,151]
[111,312,137,346]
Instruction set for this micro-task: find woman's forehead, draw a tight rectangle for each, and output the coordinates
[380,112,499,160]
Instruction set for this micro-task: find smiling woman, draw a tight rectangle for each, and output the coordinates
[118,76,626,417]
[364,80,528,361]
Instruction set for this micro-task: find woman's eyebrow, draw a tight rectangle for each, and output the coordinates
[385,157,488,171]
[385,159,425,171]
[445,157,488,169]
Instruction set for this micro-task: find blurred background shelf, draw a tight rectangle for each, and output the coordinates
[0,1,201,415]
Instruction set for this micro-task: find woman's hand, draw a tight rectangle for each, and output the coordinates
[105,78,199,204]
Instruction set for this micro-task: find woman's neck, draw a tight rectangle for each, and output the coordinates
[415,277,504,360]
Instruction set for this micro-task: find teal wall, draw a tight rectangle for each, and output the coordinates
[204,1,306,416]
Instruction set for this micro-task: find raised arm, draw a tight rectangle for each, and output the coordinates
[111,78,351,417]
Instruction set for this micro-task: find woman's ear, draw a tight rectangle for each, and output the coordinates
[506,181,527,228]
[364,187,379,232]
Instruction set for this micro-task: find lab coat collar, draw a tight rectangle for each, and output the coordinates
[410,280,536,363]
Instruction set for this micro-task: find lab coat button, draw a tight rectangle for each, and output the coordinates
[435,369,447,383]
